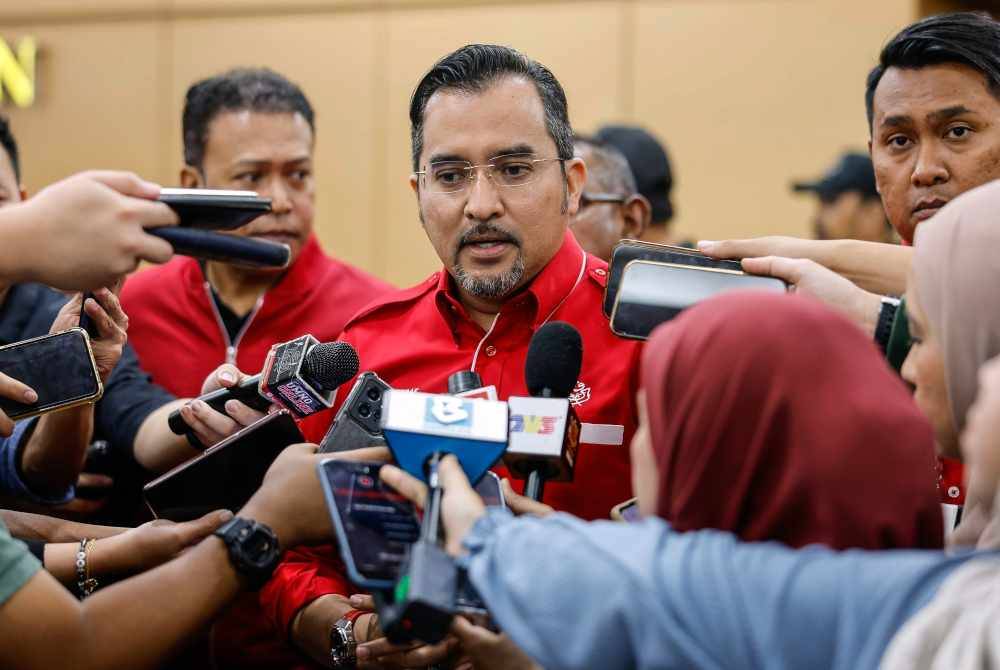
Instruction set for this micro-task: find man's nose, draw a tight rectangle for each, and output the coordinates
[911,141,950,188]
[463,169,504,222]
[261,176,293,215]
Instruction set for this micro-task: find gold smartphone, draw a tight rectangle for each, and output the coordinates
[610,259,788,340]
[611,497,640,522]
[0,327,103,421]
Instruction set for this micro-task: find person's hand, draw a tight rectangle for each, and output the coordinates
[177,364,268,447]
[697,236,821,261]
[340,594,458,669]
[449,617,542,670]
[740,256,882,336]
[0,371,37,437]
[380,456,486,557]
[500,478,554,517]
[16,171,178,290]
[242,444,391,547]
[94,509,233,576]
[50,287,128,382]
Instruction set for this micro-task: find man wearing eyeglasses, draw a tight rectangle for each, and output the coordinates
[260,44,643,668]
[570,134,651,261]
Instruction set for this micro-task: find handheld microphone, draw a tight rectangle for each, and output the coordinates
[149,227,290,268]
[167,335,359,434]
[447,370,482,395]
[503,321,583,501]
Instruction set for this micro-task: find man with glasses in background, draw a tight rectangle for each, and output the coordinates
[570,134,651,261]
[259,44,644,668]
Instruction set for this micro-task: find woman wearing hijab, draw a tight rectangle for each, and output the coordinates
[365,181,1000,670]
[641,292,941,549]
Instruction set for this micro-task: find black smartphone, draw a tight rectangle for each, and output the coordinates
[0,328,103,421]
[604,239,744,318]
[77,292,101,340]
[157,188,271,230]
[474,471,505,508]
[610,260,788,340]
[318,372,391,453]
[143,410,303,521]
[318,458,421,590]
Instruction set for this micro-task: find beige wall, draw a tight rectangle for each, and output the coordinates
[2,0,916,286]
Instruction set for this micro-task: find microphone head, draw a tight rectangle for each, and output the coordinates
[302,341,360,391]
[524,321,583,398]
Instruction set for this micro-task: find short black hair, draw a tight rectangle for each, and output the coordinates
[0,114,21,182]
[865,12,1000,128]
[573,134,637,195]
[182,67,315,168]
[409,44,573,171]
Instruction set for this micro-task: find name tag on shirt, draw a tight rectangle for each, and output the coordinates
[580,423,624,446]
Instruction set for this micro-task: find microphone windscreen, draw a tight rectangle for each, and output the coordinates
[302,342,360,390]
[448,370,483,395]
[525,321,582,398]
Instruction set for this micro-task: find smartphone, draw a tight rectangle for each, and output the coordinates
[318,372,391,453]
[604,239,745,318]
[611,497,641,522]
[157,188,271,230]
[77,292,101,340]
[0,328,103,421]
[319,458,421,590]
[474,471,506,508]
[610,260,788,340]
[143,410,303,521]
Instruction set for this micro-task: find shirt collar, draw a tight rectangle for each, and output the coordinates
[433,229,586,333]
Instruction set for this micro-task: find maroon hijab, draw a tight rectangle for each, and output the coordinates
[641,292,943,549]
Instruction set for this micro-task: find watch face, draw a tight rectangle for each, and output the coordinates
[243,526,279,567]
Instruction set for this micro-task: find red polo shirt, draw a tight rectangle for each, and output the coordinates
[121,235,393,670]
[262,231,642,637]
[121,235,393,397]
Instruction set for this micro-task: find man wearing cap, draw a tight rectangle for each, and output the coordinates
[794,152,894,243]
[595,124,681,245]
[570,134,651,261]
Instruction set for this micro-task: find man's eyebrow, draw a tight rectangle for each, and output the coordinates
[879,114,912,129]
[928,105,974,124]
[232,155,312,168]
[491,144,536,158]
[426,153,468,165]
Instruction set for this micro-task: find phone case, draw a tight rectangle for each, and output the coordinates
[610,497,638,522]
[318,372,390,453]
[149,227,290,268]
[158,188,272,231]
[0,328,103,421]
[609,260,787,340]
[604,239,744,318]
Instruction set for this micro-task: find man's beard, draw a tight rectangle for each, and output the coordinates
[451,221,525,299]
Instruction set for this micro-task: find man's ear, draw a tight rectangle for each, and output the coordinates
[564,157,587,216]
[622,194,651,240]
[180,165,203,188]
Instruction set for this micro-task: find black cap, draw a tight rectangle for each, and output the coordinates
[792,152,878,202]
[595,124,673,225]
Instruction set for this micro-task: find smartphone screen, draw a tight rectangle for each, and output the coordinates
[0,329,101,420]
[620,501,642,522]
[612,260,787,339]
[474,471,506,508]
[319,459,421,589]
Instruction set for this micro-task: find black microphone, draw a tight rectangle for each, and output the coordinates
[447,370,482,395]
[503,321,583,500]
[168,335,359,434]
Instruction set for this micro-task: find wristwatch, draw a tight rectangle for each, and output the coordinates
[330,609,365,669]
[213,517,281,590]
[874,295,901,354]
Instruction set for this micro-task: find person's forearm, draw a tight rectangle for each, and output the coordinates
[290,593,359,664]
[133,400,201,473]
[818,240,912,295]
[0,213,41,285]
[20,407,93,497]
[1,509,126,542]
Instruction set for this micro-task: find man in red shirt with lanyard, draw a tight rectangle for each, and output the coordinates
[259,45,642,667]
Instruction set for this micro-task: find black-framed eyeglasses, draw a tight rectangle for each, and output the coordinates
[580,192,628,208]
[414,153,564,194]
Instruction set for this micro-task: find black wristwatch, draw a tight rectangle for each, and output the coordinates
[874,296,901,354]
[213,517,281,590]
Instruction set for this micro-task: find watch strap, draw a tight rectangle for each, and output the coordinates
[874,296,901,355]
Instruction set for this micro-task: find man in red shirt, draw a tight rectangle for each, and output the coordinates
[261,44,642,668]
[121,68,392,473]
[120,68,392,670]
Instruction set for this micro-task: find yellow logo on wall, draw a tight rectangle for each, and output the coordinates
[0,38,37,108]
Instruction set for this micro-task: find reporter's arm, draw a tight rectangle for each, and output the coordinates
[19,408,93,499]
[0,509,126,542]
[699,237,912,295]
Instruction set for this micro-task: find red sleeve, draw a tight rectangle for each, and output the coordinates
[259,544,359,638]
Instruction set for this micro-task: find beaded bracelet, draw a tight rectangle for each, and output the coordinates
[75,538,98,598]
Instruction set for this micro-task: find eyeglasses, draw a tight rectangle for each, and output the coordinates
[415,153,564,194]
[580,192,628,208]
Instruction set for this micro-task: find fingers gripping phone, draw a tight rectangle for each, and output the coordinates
[0,328,103,421]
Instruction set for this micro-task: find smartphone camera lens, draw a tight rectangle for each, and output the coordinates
[358,403,371,419]
[367,387,382,402]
